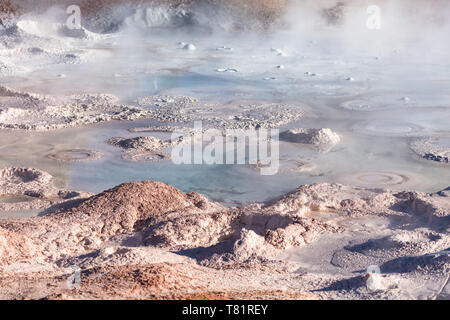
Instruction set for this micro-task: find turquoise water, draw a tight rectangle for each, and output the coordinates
[1,33,450,204]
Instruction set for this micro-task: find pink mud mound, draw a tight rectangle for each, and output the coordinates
[59,180,224,236]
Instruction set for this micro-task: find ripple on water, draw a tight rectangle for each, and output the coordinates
[340,94,410,112]
[338,171,409,188]
[47,149,103,162]
[341,92,450,112]
[341,99,386,111]
[308,82,368,97]
[352,120,425,137]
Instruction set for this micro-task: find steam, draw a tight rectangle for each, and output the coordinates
[9,0,450,54]
[278,0,450,57]
[3,0,450,96]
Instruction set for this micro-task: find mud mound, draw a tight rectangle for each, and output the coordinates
[0,181,225,262]
[143,184,340,256]
[0,167,56,197]
[1,181,341,265]
[0,180,227,261]
[107,136,171,162]
[198,229,280,268]
[411,137,450,164]
[280,128,341,151]
[262,183,352,216]
[0,167,93,213]
[144,208,238,250]
[393,190,450,219]
[108,136,167,152]
[60,181,224,236]
[262,182,450,221]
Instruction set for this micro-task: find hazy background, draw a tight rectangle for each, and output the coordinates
[2,0,449,54]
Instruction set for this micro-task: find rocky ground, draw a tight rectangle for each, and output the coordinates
[137,95,306,130]
[0,87,305,131]
[0,86,149,130]
[411,136,450,164]
[0,167,92,213]
[0,168,448,300]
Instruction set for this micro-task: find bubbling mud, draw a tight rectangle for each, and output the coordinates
[280,159,317,174]
[340,99,377,111]
[249,158,317,174]
[122,152,171,163]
